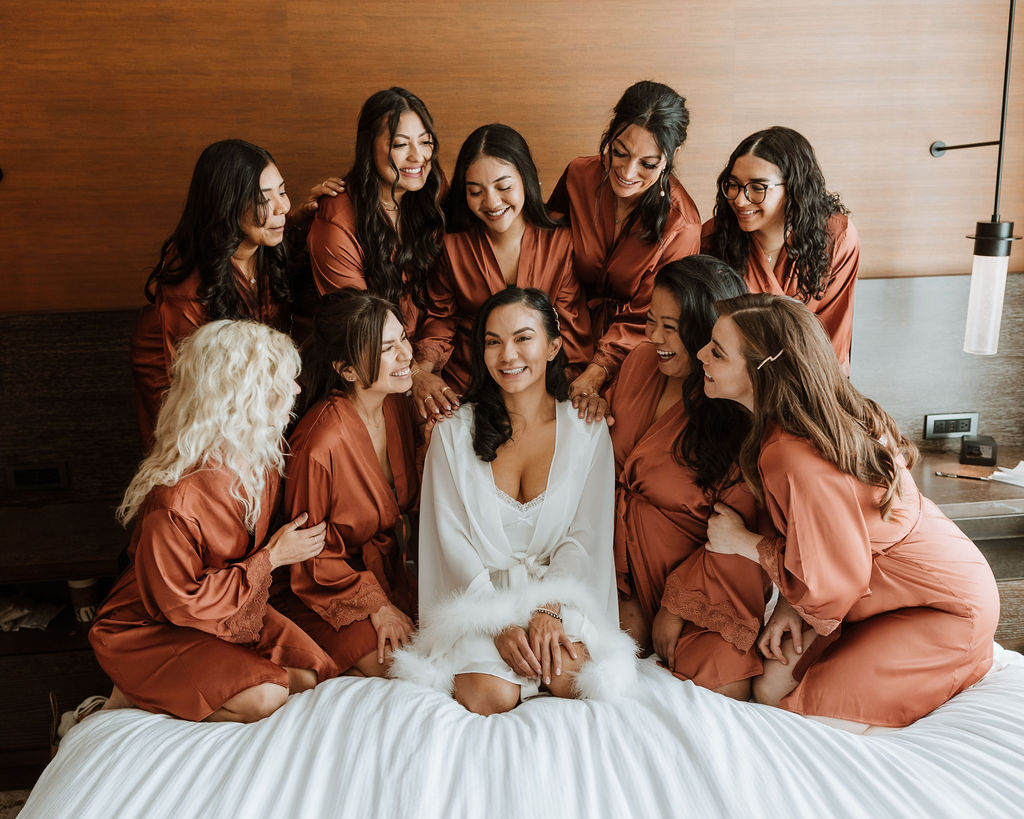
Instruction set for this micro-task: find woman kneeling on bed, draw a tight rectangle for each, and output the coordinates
[693,293,999,730]
[90,321,337,723]
[270,288,418,677]
[392,287,637,714]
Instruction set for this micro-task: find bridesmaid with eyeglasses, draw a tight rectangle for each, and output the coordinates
[702,127,859,373]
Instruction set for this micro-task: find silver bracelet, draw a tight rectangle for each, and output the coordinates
[533,607,562,622]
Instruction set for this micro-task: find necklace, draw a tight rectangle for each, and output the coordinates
[380,200,399,212]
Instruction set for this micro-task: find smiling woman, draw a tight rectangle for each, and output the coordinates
[270,288,420,679]
[703,127,859,373]
[413,124,592,421]
[547,80,703,402]
[307,87,446,338]
[129,139,296,449]
[392,287,636,715]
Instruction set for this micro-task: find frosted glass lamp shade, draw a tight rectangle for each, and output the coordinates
[963,253,1009,355]
[963,220,1018,356]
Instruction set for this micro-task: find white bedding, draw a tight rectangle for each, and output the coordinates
[24,647,1024,819]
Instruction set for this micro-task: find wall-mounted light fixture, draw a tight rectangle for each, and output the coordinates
[930,0,1019,355]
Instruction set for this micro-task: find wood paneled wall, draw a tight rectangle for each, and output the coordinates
[1,0,1022,312]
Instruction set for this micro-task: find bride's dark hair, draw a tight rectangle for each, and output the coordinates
[462,287,569,462]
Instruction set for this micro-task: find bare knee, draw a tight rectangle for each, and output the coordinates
[453,674,519,716]
[545,642,589,699]
[752,660,794,707]
[349,651,389,678]
[713,678,752,701]
[231,683,288,723]
[618,597,651,655]
[285,667,317,694]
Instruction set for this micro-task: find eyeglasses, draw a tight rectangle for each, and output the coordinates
[720,180,785,205]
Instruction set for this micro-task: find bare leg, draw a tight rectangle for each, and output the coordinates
[348,650,391,679]
[100,685,134,712]
[544,642,589,700]
[205,682,288,724]
[713,678,752,701]
[752,627,818,707]
[284,667,317,694]
[453,673,520,716]
[618,597,651,656]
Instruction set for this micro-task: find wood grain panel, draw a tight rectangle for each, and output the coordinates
[0,0,1021,312]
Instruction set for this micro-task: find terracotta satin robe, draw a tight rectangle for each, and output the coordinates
[278,392,418,670]
[307,190,421,334]
[130,263,286,447]
[89,467,336,721]
[547,155,701,378]
[701,213,859,372]
[752,427,998,726]
[609,344,769,687]
[417,224,593,393]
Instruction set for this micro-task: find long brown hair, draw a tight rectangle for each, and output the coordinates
[718,293,915,517]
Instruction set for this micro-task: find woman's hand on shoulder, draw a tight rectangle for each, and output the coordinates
[290,176,346,227]
[369,603,415,665]
[494,624,542,680]
[705,503,761,562]
[528,605,578,686]
[652,607,684,672]
[411,368,459,422]
[569,365,614,426]
[264,513,327,570]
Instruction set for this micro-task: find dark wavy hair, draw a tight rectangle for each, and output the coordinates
[708,127,849,301]
[298,287,405,416]
[346,87,446,310]
[652,256,749,493]
[145,139,290,317]
[462,287,570,462]
[717,293,914,518]
[444,123,564,233]
[598,80,690,244]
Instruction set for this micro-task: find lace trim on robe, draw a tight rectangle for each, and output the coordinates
[790,604,841,637]
[494,487,546,512]
[661,580,759,652]
[755,535,785,585]
[322,581,389,630]
[756,536,841,637]
[224,549,272,644]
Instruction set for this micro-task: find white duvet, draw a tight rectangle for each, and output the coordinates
[24,647,1024,819]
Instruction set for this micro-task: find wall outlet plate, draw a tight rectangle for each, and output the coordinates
[923,412,980,440]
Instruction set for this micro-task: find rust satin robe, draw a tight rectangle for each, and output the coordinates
[610,344,768,687]
[130,262,286,447]
[417,224,593,393]
[279,392,418,670]
[307,190,421,334]
[701,213,859,372]
[89,467,336,721]
[753,427,999,726]
[548,155,701,378]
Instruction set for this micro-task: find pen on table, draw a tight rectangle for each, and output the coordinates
[934,471,991,482]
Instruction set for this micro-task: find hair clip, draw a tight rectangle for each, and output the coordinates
[756,350,784,370]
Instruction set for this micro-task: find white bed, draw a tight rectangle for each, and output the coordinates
[23,646,1024,819]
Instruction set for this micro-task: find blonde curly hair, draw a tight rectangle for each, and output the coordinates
[118,320,301,530]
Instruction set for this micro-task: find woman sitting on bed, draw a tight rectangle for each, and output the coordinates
[270,288,417,677]
[607,256,771,701]
[698,293,999,729]
[90,320,337,723]
[392,287,637,715]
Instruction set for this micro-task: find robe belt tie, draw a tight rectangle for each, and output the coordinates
[506,552,548,586]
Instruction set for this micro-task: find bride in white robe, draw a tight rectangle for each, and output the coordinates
[392,288,637,712]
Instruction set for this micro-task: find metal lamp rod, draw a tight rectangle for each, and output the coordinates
[993,0,1016,221]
